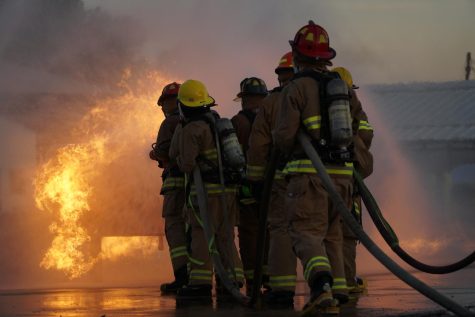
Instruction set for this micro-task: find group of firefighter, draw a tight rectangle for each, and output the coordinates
[149,20,374,315]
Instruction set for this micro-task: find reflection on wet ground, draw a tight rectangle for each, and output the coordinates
[1,269,474,317]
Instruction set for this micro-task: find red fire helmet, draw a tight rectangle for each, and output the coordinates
[290,20,336,60]
[275,51,294,74]
[157,82,180,106]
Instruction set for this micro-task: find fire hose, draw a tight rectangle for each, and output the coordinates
[192,167,249,304]
[296,130,474,317]
[354,170,475,274]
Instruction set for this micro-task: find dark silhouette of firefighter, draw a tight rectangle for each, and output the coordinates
[149,82,189,293]
[273,21,353,315]
[169,79,244,299]
[246,52,297,307]
[231,77,269,295]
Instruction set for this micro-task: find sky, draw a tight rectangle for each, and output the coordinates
[83,0,475,116]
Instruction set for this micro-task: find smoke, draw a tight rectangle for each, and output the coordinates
[354,89,475,275]
[83,0,475,116]
[0,0,175,289]
[0,0,147,92]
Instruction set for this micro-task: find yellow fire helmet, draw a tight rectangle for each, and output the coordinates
[177,79,215,107]
[332,66,359,89]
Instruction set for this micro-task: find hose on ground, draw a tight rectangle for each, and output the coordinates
[354,170,475,274]
[298,131,474,317]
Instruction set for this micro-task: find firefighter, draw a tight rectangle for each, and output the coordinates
[246,52,297,307]
[169,79,244,299]
[273,21,353,313]
[332,66,374,294]
[231,77,268,295]
[149,82,189,294]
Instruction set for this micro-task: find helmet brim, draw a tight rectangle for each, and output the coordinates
[289,41,337,61]
[157,94,178,105]
[234,91,268,102]
[275,67,295,74]
[180,95,215,108]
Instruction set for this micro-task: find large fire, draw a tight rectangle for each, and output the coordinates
[34,67,176,279]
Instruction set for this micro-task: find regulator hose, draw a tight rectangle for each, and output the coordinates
[298,131,474,317]
[192,167,249,305]
[250,148,279,308]
[354,170,475,274]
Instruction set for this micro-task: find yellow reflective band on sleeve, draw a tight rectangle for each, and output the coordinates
[332,277,348,290]
[269,275,297,287]
[190,183,238,196]
[284,160,353,176]
[304,256,331,281]
[162,177,185,190]
[358,120,373,131]
[246,164,266,178]
[302,115,321,131]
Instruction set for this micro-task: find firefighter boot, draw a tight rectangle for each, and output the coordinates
[160,265,188,294]
[302,276,334,316]
[349,276,368,294]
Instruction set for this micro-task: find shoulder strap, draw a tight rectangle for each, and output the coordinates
[292,70,340,142]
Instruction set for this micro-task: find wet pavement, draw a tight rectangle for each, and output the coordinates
[1,268,474,317]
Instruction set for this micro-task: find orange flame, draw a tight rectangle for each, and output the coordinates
[100,236,159,261]
[34,67,175,279]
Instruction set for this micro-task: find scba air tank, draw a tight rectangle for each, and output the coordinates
[326,78,353,149]
[215,118,246,170]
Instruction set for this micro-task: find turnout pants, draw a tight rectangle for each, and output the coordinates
[188,192,244,285]
[238,202,269,288]
[162,189,188,272]
[267,178,297,292]
[285,174,351,296]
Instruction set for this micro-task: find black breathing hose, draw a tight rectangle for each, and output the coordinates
[354,170,475,274]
